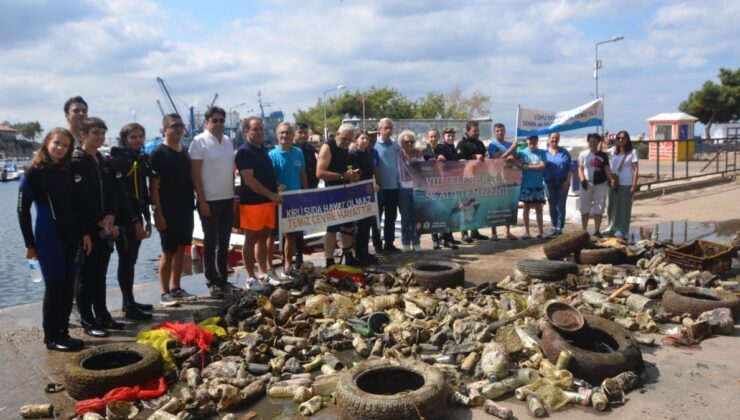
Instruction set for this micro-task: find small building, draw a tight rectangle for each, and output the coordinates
[646,112,697,161]
[0,125,16,141]
[711,123,740,140]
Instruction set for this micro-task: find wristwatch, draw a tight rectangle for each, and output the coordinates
[151,204,158,211]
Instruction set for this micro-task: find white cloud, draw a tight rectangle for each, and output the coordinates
[0,0,738,139]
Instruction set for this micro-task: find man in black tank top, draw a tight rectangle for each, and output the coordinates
[317,123,361,267]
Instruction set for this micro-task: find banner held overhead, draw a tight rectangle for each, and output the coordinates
[516,99,603,137]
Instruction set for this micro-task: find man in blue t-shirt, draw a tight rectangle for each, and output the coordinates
[487,122,517,241]
[235,117,282,290]
[269,122,307,281]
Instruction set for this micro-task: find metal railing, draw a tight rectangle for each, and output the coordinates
[631,137,739,190]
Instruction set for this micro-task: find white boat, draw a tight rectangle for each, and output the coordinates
[0,162,22,182]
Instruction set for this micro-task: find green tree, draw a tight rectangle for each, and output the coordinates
[9,121,43,141]
[294,86,492,138]
[445,87,491,119]
[679,67,740,139]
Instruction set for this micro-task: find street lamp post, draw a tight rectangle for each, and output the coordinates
[594,35,624,132]
[323,84,346,140]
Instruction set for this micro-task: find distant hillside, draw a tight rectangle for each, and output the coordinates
[0,138,37,158]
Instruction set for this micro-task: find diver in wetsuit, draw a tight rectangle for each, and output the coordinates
[71,117,123,338]
[18,128,91,351]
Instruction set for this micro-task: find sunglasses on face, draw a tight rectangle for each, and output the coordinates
[617,136,627,139]
[209,118,225,123]
[168,123,186,129]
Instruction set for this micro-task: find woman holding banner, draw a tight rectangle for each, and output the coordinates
[350,131,380,266]
[517,135,547,239]
[397,130,423,251]
[543,132,572,238]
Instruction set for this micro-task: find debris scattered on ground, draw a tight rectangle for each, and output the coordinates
[60,230,738,419]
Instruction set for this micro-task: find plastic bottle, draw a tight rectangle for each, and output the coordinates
[28,259,42,283]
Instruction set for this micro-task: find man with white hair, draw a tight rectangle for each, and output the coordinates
[373,117,401,253]
[317,123,361,267]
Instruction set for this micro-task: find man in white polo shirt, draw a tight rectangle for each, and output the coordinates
[190,106,237,298]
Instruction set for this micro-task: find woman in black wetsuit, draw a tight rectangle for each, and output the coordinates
[109,123,153,320]
[18,128,91,351]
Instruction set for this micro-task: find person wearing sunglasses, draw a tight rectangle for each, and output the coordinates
[604,130,639,238]
[190,106,238,298]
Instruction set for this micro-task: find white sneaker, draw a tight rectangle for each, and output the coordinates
[402,244,412,252]
[265,269,282,286]
[614,230,623,238]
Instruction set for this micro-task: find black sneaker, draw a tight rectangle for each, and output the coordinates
[443,240,459,250]
[134,301,154,311]
[383,245,402,253]
[123,305,153,321]
[209,285,225,299]
[433,241,441,250]
[343,252,361,267]
[461,233,474,244]
[471,231,489,240]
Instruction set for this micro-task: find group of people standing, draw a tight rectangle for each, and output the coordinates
[18,96,159,351]
[18,95,639,352]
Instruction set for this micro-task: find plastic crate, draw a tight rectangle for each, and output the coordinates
[666,240,734,275]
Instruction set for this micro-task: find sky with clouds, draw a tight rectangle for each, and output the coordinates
[1,0,739,140]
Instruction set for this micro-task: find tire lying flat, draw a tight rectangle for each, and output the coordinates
[63,343,163,400]
[411,261,464,290]
[335,358,447,420]
[541,314,644,385]
[517,259,578,282]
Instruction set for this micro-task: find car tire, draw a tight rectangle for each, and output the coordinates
[411,261,464,290]
[543,230,591,260]
[575,246,626,265]
[662,286,740,319]
[541,314,644,385]
[63,343,163,400]
[335,358,447,420]
[516,259,578,282]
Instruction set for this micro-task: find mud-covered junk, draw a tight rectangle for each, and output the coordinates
[63,343,163,400]
[20,404,54,419]
[410,261,464,290]
[662,286,740,318]
[335,358,447,420]
[540,315,644,385]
